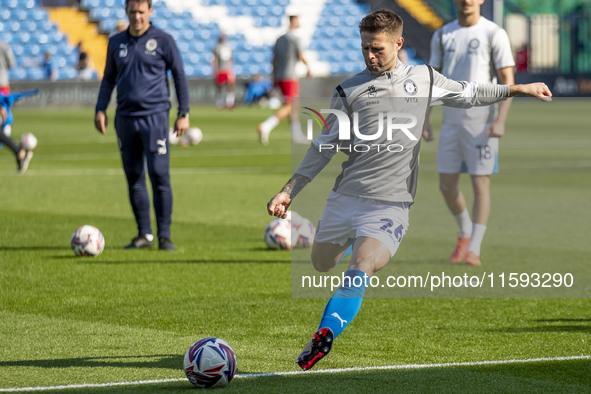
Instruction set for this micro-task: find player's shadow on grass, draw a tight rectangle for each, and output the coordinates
[0,354,183,370]
[493,318,591,333]
[0,245,68,251]
[73,258,290,264]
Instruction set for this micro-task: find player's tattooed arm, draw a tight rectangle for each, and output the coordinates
[280,173,311,199]
[267,174,311,218]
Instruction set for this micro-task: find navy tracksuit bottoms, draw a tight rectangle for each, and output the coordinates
[115,111,172,238]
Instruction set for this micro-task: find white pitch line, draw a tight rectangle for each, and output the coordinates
[0,166,290,177]
[0,355,589,392]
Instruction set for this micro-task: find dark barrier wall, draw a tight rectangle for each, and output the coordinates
[10,77,346,108]
[10,73,591,108]
[516,73,591,97]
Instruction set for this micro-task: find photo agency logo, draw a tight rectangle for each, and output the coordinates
[302,107,419,153]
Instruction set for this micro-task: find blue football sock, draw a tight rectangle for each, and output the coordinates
[318,269,367,338]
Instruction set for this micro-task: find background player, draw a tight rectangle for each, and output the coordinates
[257,15,310,145]
[0,89,39,174]
[212,34,236,109]
[94,0,190,251]
[0,40,15,95]
[267,9,550,371]
[423,0,516,266]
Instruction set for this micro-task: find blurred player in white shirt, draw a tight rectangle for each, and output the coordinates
[257,15,311,145]
[423,0,515,266]
[212,34,235,109]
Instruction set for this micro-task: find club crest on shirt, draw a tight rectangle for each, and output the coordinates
[145,39,158,55]
[119,43,128,58]
[468,38,480,55]
[403,80,418,96]
[367,85,377,98]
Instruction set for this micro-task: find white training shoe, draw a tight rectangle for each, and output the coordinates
[17,151,33,174]
[257,124,270,145]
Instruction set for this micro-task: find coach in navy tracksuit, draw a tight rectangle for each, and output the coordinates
[94,0,189,251]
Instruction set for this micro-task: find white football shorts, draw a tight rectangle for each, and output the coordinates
[314,191,409,257]
[436,122,499,175]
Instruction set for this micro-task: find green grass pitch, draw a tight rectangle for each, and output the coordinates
[0,99,589,392]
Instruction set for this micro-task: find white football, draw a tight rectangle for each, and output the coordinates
[292,212,316,248]
[184,337,237,388]
[70,225,105,257]
[168,127,180,146]
[264,211,297,250]
[20,133,37,150]
[180,127,203,146]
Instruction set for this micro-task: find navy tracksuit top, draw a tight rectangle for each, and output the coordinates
[96,24,190,117]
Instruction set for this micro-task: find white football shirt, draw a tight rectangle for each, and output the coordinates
[430,17,515,125]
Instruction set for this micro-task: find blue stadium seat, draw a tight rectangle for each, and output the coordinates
[26,68,44,80]
[9,68,27,81]
[37,20,56,32]
[53,55,67,68]
[11,43,24,56]
[183,64,195,77]
[177,41,189,53]
[48,31,65,44]
[183,19,200,30]
[81,0,100,9]
[23,44,41,57]
[89,8,111,20]
[7,21,20,32]
[170,19,186,31]
[100,18,117,32]
[234,52,249,64]
[261,16,280,27]
[56,44,75,57]
[12,9,27,21]
[183,53,200,66]
[13,32,30,44]
[196,30,213,40]
[327,51,345,63]
[57,68,76,80]
[253,6,268,17]
[155,19,168,29]
[156,8,174,20]
[269,5,283,16]
[168,29,179,40]
[20,20,37,32]
[44,44,58,55]
[196,65,213,77]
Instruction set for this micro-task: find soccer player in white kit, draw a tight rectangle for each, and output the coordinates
[267,10,550,371]
[423,0,516,266]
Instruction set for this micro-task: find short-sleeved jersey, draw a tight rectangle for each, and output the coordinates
[96,24,189,117]
[295,62,510,203]
[273,31,302,80]
[213,43,233,71]
[429,17,515,125]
